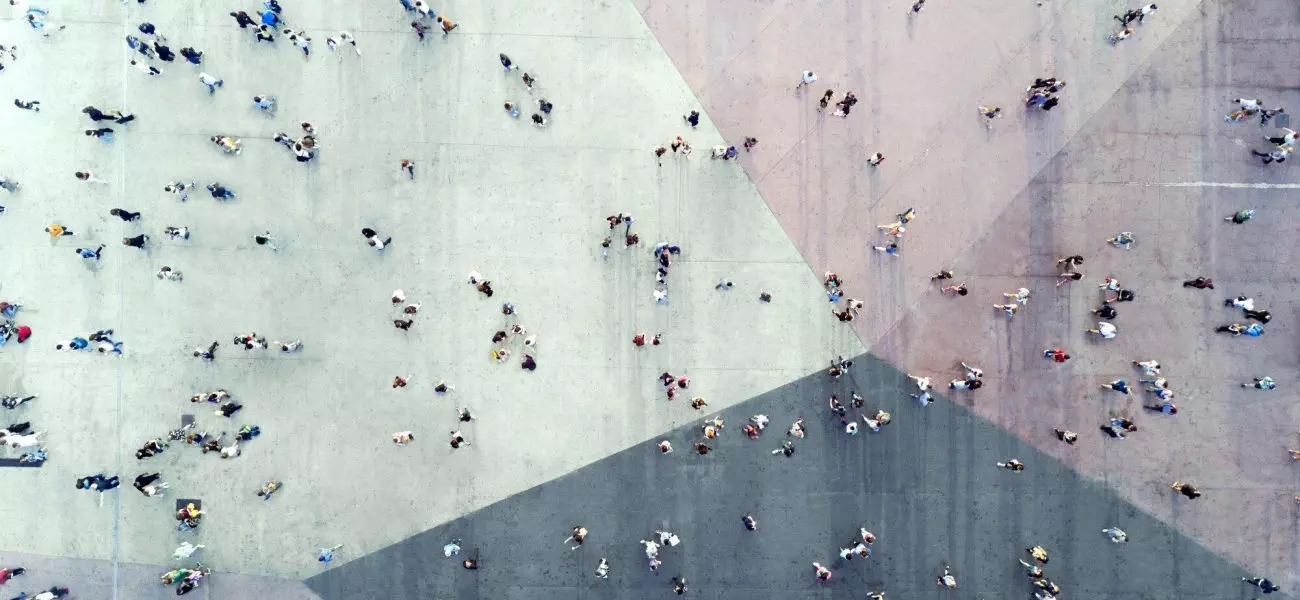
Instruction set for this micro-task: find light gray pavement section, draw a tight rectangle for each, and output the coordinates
[0,551,320,600]
[0,0,861,588]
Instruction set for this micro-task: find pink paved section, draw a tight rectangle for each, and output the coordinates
[639,0,1300,591]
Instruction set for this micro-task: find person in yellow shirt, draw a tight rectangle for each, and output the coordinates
[45,224,73,237]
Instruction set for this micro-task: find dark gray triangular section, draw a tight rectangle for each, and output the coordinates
[305,353,1288,599]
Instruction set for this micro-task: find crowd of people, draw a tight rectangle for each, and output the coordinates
[0,0,1293,597]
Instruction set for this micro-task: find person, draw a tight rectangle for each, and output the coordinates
[1102,527,1128,543]
[1225,208,1256,224]
[936,565,956,587]
[672,576,687,594]
[361,227,392,250]
[1103,379,1131,394]
[997,459,1025,471]
[317,544,343,564]
[978,105,1001,127]
[1086,321,1117,339]
[1243,576,1282,593]
[1172,480,1201,499]
[1107,231,1135,249]
[180,47,203,64]
[566,526,588,549]
[253,95,277,114]
[0,566,26,584]
[76,246,104,261]
[1053,428,1078,444]
[812,562,832,583]
[1183,277,1213,289]
[1044,348,1070,362]
[211,136,241,154]
[1242,376,1276,390]
[230,10,256,27]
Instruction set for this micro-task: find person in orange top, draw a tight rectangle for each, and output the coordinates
[45,223,73,237]
[436,15,457,35]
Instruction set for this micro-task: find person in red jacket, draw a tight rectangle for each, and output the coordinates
[0,566,27,583]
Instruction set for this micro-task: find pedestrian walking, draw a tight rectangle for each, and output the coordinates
[206,183,236,199]
[818,89,834,111]
[109,208,141,222]
[400,159,415,179]
[253,95,277,114]
[317,545,343,564]
[86,127,116,142]
[13,98,39,112]
[156,266,183,282]
[1053,428,1078,444]
[361,227,391,250]
[796,70,817,90]
[940,283,968,296]
[1225,208,1256,224]
[978,105,1001,127]
[1242,376,1276,390]
[1086,321,1117,339]
[198,72,223,94]
[75,171,109,184]
[1250,145,1291,164]
[1103,379,1131,394]
[130,60,161,76]
[997,459,1026,471]
[255,232,278,251]
[1171,480,1201,499]
[75,245,104,261]
[1183,276,1214,289]
[436,15,457,35]
[230,11,256,27]
[1242,577,1281,594]
[936,565,956,587]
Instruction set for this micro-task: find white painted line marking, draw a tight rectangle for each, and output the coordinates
[1124,181,1300,189]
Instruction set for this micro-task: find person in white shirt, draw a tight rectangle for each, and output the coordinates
[130,59,160,76]
[339,31,360,55]
[1265,128,1298,146]
[1087,321,1118,339]
[1236,98,1262,111]
[796,70,817,89]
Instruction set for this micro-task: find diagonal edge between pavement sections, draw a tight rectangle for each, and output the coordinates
[304,351,1289,600]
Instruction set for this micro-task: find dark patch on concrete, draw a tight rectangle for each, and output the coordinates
[306,353,1285,600]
